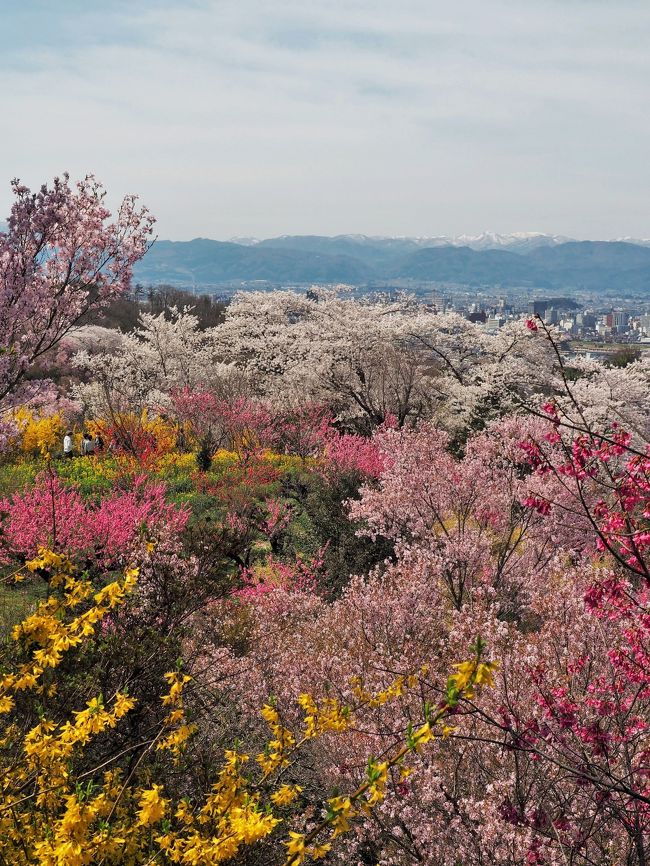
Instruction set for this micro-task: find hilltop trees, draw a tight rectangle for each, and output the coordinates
[210,290,558,435]
[66,286,650,451]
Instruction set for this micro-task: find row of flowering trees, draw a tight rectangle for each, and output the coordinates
[1,175,650,864]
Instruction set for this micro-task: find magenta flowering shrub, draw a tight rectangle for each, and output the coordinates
[172,387,279,457]
[501,405,650,858]
[0,470,188,568]
[520,407,650,577]
[322,428,386,479]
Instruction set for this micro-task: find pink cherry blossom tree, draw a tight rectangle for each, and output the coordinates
[0,174,154,410]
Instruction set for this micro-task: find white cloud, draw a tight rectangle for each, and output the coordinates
[1,0,649,239]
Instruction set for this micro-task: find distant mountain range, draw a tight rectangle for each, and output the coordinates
[230,232,575,253]
[2,222,650,291]
[128,233,650,292]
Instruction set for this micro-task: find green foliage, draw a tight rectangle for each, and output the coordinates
[0,460,39,498]
[54,455,120,499]
[0,580,46,640]
[289,470,395,598]
[196,441,213,472]
[607,346,641,368]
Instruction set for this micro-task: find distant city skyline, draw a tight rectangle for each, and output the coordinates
[1,1,649,240]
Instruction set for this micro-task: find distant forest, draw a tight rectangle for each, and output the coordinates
[82,285,227,331]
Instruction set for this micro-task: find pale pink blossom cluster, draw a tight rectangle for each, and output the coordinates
[200,404,650,864]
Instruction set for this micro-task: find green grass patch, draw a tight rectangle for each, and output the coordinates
[0,580,47,640]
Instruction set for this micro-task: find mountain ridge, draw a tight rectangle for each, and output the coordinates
[132,236,650,292]
[231,232,572,253]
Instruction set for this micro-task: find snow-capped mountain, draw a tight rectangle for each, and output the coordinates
[227,236,261,246]
[615,237,650,247]
[446,232,571,251]
[135,234,650,290]
[228,232,572,252]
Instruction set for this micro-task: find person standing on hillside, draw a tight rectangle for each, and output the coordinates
[81,433,95,456]
[63,430,74,459]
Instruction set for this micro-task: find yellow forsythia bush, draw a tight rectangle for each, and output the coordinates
[140,411,178,453]
[11,408,65,456]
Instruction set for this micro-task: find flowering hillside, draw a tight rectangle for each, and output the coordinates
[1,176,650,865]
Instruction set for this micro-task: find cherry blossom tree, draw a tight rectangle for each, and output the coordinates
[0,174,154,410]
[209,290,563,437]
[210,289,437,430]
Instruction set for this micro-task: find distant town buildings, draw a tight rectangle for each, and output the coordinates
[419,287,650,347]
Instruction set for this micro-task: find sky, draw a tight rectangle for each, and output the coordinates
[1,0,649,240]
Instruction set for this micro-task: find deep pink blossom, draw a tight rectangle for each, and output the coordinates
[0,471,188,567]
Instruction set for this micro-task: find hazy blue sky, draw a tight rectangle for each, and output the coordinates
[1,0,649,240]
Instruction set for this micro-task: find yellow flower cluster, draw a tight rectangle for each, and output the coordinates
[0,552,287,865]
[297,693,352,738]
[257,701,297,775]
[210,448,309,472]
[0,552,298,865]
[9,407,64,456]
[212,447,239,463]
[0,552,142,865]
[350,666,428,708]
[152,748,283,863]
[157,451,197,473]
[157,671,198,757]
[260,449,311,470]
[449,658,499,700]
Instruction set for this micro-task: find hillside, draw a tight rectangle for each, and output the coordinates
[134,238,372,284]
